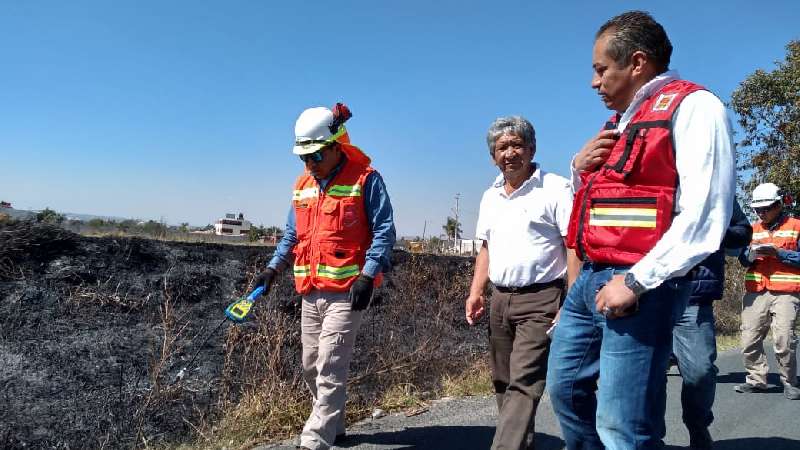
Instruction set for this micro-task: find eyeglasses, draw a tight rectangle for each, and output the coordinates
[299,150,325,163]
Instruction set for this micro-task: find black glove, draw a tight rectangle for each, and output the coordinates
[349,274,374,311]
[251,268,276,292]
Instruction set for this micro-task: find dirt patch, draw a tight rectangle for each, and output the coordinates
[0,221,484,449]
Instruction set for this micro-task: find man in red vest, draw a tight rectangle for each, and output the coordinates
[546,11,735,450]
[736,182,800,400]
[251,103,396,450]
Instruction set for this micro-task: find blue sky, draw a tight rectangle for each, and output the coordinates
[1,1,798,237]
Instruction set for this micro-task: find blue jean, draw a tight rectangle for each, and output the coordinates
[672,302,717,436]
[547,263,690,450]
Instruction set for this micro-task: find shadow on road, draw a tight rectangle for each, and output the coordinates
[338,426,563,450]
[667,437,799,450]
[715,372,786,393]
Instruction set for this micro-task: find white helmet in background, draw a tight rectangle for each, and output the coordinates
[750,182,782,208]
[292,104,351,155]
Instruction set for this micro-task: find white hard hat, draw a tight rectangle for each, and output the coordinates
[292,107,347,155]
[750,182,782,208]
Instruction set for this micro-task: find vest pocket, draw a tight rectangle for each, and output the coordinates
[318,197,341,231]
[583,186,674,262]
[605,127,648,179]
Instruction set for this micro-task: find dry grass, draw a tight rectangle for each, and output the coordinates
[441,359,493,398]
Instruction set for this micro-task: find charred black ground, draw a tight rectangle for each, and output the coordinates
[0,221,482,449]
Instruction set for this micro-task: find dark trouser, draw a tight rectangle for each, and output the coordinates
[672,302,718,439]
[489,281,563,450]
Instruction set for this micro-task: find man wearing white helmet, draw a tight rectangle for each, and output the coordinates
[736,182,800,400]
[250,103,396,449]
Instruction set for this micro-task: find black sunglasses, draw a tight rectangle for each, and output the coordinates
[753,203,778,214]
[299,149,325,163]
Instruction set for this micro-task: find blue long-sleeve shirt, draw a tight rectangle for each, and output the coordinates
[268,163,396,278]
[738,213,800,269]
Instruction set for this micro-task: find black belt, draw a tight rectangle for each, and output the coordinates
[494,278,565,294]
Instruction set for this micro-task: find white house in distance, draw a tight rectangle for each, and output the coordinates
[214,213,251,237]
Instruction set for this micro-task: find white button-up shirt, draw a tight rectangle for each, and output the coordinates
[476,164,573,287]
[571,70,736,290]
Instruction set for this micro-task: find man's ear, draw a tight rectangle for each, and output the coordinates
[629,50,649,77]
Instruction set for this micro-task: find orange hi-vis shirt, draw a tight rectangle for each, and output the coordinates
[745,215,800,293]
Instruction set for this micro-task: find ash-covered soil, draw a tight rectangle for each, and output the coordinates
[0,221,483,449]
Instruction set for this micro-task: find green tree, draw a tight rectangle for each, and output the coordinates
[248,224,267,242]
[141,220,167,237]
[730,40,800,214]
[36,207,65,224]
[442,216,462,240]
[87,218,106,228]
[178,222,190,233]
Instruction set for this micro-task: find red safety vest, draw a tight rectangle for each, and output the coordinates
[566,79,705,265]
[291,143,381,294]
[745,216,800,293]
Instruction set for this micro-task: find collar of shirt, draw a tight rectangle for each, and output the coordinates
[618,69,681,132]
[491,163,541,199]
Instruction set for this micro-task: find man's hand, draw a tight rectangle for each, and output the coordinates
[573,129,619,172]
[753,244,778,258]
[251,268,276,292]
[595,274,638,320]
[465,293,486,325]
[349,274,374,311]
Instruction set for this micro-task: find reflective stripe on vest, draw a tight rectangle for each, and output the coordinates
[317,264,360,280]
[745,272,763,282]
[293,265,311,277]
[589,206,657,228]
[770,273,800,283]
[327,184,362,197]
[293,187,319,201]
[774,230,799,239]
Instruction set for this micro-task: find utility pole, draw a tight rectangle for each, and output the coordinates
[452,193,460,253]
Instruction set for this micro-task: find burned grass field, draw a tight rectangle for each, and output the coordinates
[0,221,482,449]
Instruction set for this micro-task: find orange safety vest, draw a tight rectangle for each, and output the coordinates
[291,143,381,294]
[745,215,800,293]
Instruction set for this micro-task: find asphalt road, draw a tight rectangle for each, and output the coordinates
[258,346,800,449]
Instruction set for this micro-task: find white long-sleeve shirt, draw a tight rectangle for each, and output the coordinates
[571,70,736,290]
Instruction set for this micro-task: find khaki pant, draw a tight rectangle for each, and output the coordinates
[741,290,800,387]
[299,290,364,450]
[489,283,562,450]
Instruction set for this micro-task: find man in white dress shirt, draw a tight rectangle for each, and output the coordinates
[466,116,580,450]
[546,10,736,450]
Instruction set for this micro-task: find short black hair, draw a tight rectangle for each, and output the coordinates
[596,11,672,73]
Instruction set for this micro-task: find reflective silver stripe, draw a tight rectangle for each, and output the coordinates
[293,187,318,201]
[770,274,800,282]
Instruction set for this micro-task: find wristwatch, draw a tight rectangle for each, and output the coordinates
[624,272,647,297]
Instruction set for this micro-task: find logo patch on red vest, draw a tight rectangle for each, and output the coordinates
[652,93,677,111]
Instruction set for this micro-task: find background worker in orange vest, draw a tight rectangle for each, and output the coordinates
[251,103,396,450]
[736,182,800,400]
